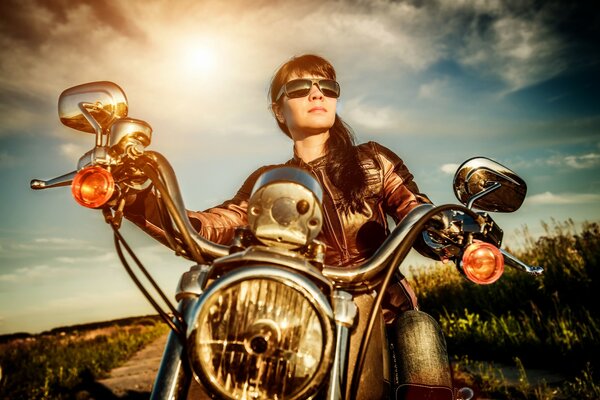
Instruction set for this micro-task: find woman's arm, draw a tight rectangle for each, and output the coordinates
[124,166,269,247]
[370,141,431,222]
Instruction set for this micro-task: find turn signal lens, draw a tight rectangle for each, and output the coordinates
[461,241,504,284]
[71,166,115,208]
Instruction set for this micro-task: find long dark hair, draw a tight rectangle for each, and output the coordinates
[269,54,368,214]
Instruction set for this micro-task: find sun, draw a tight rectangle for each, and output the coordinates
[183,45,217,74]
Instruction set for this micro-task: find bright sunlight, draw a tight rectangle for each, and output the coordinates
[182,44,217,75]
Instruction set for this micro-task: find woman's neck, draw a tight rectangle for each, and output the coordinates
[293,131,330,163]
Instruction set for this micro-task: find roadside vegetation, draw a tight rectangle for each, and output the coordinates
[0,316,167,400]
[411,220,600,399]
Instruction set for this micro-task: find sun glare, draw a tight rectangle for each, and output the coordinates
[183,45,217,74]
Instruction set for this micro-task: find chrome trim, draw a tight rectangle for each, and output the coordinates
[175,264,211,301]
[327,291,357,400]
[501,249,544,275]
[109,117,152,156]
[251,166,323,203]
[322,204,434,287]
[77,146,111,169]
[186,266,335,400]
[211,245,332,291]
[146,151,229,260]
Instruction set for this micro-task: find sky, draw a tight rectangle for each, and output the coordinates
[0,0,598,335]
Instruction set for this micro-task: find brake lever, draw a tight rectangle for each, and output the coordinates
[501,249,544,275]
[30,170,77,190]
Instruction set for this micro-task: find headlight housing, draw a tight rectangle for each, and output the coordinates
[187,266,335,400]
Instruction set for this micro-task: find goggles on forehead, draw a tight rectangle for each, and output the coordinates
[276,78,341,101]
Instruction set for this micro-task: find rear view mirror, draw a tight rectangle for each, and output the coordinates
[58,81,128,135]
[453,157,527,212]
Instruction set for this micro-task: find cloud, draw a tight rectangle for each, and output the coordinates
[440,163,459,174]
[0,150,22,168]
[60,143,89,158]
[564,153,600,169]
[3,237,103,254]
[418,79,448,100]
[34,237,88,246]
[0,264,76,282]
[458,12,566,91]
[55,252,116,265]
[527,192,600,205]
[343,97,399,131]
[510,152,600,171]
[0,0,589,141]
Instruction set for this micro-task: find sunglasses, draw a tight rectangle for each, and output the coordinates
[276,78,341,101]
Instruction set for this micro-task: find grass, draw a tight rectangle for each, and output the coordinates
[410,220,600,399]
[0,316,168,400]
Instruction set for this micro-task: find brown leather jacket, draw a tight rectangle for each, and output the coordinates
[126,141,429,320]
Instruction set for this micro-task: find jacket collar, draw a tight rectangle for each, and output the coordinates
[289,147,328,169]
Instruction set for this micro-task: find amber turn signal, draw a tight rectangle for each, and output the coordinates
[461,241,504,284]
[71,166,115,208]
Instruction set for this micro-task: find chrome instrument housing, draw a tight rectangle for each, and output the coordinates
[109,117,152,154]
[248,167,324,250]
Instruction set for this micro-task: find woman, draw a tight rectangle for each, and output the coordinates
[128,54,454,399]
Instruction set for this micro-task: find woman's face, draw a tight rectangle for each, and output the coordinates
[275,74,337,141]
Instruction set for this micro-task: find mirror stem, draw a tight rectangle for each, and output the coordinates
[78,102,105,147]
[467,182,501,209]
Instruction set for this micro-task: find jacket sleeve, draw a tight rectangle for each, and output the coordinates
[370,142,431,223]
[124,166,268,247]
[369,142,435,319]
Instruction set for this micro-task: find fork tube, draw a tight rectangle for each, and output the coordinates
[327,291,357,400]
[150,298,196,400]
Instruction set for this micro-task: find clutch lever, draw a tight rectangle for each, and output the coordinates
[30,170,76,190]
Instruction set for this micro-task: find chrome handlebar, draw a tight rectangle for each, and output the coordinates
[31,148,542,282]
[145,151,229,260]
[322,204,435,287]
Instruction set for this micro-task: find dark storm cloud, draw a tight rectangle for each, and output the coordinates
[0,0,146,49]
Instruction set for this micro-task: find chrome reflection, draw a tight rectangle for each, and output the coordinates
[58,81,128,135]
[453,157,527,212]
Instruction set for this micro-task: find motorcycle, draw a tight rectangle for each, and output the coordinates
[31,81,543,400]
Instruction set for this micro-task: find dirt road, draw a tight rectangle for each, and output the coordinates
[97,333,169,397]
[91,333,209,399]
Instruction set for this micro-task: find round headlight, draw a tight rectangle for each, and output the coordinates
[187,267,335,400]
